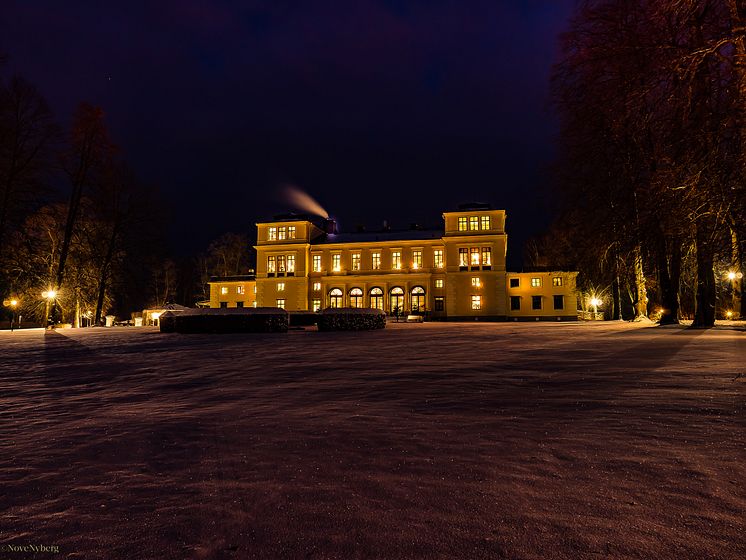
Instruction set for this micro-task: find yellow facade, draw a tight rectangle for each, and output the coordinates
[208,276,257,309]
[506,272,579,319]
[222,204,581,321]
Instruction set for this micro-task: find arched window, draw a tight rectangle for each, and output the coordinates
[411,286,426,312]
[349,287,363,308]
[390,287,405,315]
[329,288,343,308]
[370,287,384,310]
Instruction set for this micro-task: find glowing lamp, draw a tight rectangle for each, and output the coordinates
[10,299,17,307]
[151,312,162,321]
[42,290,57,299]
[726,311,733,319]
[590,298,602,307]
[728,271,737,280]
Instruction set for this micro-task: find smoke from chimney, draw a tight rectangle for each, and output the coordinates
[279,184,329,219]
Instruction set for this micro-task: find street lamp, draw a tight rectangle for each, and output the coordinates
[42,289,57,328]
[589,297,602,319]
[3,298,19,331]
[726,271,743,319]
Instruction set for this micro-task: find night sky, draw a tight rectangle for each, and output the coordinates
[2,1,576,269]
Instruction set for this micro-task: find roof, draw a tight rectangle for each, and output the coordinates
[209,274,256,282]
[312,229,444,245]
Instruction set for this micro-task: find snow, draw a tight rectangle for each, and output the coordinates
[1,322,744,559]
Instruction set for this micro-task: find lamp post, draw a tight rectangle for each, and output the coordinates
[590,297,602,320]
[42,289,57,329]
[3,298,19,331]
[727,271,743,319]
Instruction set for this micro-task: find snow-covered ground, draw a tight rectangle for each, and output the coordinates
[1,322,744,559]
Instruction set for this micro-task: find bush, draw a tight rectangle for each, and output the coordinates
[160,308,288,334]
[289,311,319,327]
[317,308,386,331]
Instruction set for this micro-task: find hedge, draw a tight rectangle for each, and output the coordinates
[159,308,288,333]
[317,308,386,331]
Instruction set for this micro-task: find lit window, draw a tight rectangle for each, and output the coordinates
[372,252,381,270]
[482,247,492,266]
[370,287,384,310]
[252,301,257,308]
[412,250,422,269]
[276,299,285,309]
[511,296,521,310]
[268,227,277,241]
[220,286,228,295]
[329,288,343,308]
[349,287,363,308]
[351,252,361,271]
[434,296,445,311]
[392,251,401,269]
[552,277,563,287]
[288,226,296,239]
[509,278,519,288]
[471,295,482,310]
[411,286,425,312]
[278,226,287,240]
[277,282,285,292]
[332,254,341,272]
[434,249,443,268]
[531,277,542,287]
[481,216,490,230]
[312,254,322,272]
[277,255,286,273]
[287,254,295,273]
[469,216,478,231]
[435,279,444,288]
[532,296,542,310]
[553,295,564,310]
[458,217,468,231]
[253,285,257,294]
[312,299,321,312]
[267,256,276,273]
[237,285,245,294]
[313,282,321,291]
[470,247,480,266]
[471,277,481,287]
[459,248,468,267]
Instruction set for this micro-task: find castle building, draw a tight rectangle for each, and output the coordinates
[208,204,578,321]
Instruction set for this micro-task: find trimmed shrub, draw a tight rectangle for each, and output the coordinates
[317,308,386,331]
[160,308,288,334]
[289,311,319,327]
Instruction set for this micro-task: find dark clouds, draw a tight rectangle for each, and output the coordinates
[2,0,576,266]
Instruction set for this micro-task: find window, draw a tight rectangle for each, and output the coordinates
[434,249,443,268]
[458,217,468,231]
[220,301,228,308]
[313,254,322,272]
[372,252,381,270]
[332,254,341,272]
[351,252,361,271]
[253,285,257,294]
[287,254,295,273]
[267,256,276,273]
[349,288,363,308]
[277,282,285,292]
[390,287,404,314]
[509,278,520,288]
[435,279,444,288]
[434,296,445,311]
[553,295,564,310]
[220,286,228,295]
[411,286,425,312]
[313,282,321,291]
[552,277,563,287]
[276,299,285,309]
[481,215,490,230]
[278,226,287,240]
[471,277,481,287]
[531,277,542,287]
[237,285,244,294]
[288,226,296,239]
[370,287,384,310]
[268,227,277,241]
[532,296,542,310]
[482,247,492,266]
[252,301,257,308]
[277,255,286,273]
[471,295,482,310]
[312,299,321,312]
[412,250,422,269]
[469,216,479,231]
[470,247,480,266]
[392,251,402,270]
[329,288,343,308]
[459,248,468,267]
[236,301,244,308]
[510,296,521,311]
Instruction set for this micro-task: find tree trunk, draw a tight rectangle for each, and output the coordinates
[611,249,623,320]
[633,244,648,320]
[94,224,118,325]
[693,219,716,327]
[657,233,680,325]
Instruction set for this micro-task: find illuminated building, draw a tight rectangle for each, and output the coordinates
[209,204,579,320]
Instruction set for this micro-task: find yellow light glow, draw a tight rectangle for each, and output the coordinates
[726,311,733,318]
[151,312,161,321]
[412,263,419,270]
[590,298,601,307]
[727,271,737,280]
[10,299,17,307]
[42,290,57,299]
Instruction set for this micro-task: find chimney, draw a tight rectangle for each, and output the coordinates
[324,218,337,234]
[382,220,390,231]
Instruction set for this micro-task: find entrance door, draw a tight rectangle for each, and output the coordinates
[390,287,404,315]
